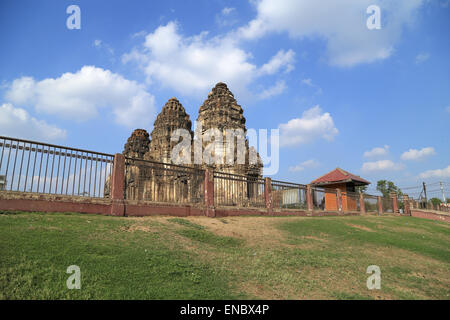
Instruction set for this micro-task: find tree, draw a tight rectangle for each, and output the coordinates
[430,198,442,206]
[376,180,403,198]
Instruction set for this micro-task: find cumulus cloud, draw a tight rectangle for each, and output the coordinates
[289,159,319,172]
[279,105,338,147]
[419,165,450,179]
[363,145,390,158]
[237,0,424,67]
[401,147,436,161]
[258,49,295,75]
[0,103,66,141]
[5,66,156,128]
[361,160,404,173]
[258,80,287,99]
[122,21,295,98]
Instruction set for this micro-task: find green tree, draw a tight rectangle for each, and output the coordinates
[376,180,403,198]
[430,198,442,206]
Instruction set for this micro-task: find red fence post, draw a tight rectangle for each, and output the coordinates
[264,177,273,215]
[360,193,366,214]
[110,153,125,216]
[336,189,343,212]
[204,168,215,217]
[391,192,399,213]
[403,195,410,216]
[377,196,383,215]
[306,185,313,211]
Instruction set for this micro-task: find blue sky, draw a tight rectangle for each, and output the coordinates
[0,0,449,198]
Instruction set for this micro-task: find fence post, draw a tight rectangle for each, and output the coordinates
[403,195,410,216]
[360,193,366,214]
[391,192,399,213]
[306,185,313,211]
[204,168,215,217]
[377,196,383,215]
[336,189,343,213]
[264,177,273,215]
[110,153,125,216]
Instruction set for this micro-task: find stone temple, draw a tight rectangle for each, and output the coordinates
[122,82,263,203]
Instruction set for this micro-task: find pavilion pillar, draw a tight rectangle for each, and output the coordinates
[306,185,313,211]
[336,189,343,212]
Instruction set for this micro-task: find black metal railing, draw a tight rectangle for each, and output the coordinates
[271,180,307,209]
[124,157,205,204]
[363,194,378,212]
[0,136,114,198]
[213,171,265,208]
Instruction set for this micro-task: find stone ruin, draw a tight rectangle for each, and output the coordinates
[121,82,263,204]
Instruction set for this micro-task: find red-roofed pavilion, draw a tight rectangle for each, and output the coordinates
[310,168,370,211]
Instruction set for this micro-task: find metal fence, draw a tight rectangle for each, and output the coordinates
[271,180,307,209]
[382,196,393,213]
[213,171,265,208]
[363,194,378,212]
[345,191,361,212]
[0,136,113,198]
[124,158,204,204]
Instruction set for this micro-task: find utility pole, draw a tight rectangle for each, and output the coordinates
[423,182,427,208]
[441,182,447,203]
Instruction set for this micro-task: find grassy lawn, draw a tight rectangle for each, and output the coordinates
[0,211,449,299]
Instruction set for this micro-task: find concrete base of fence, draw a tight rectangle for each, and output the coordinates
[0,191,368,218]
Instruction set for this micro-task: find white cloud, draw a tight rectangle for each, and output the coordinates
[415,52,430,64]
[0,103,66,141]
[289,159,319,172]
[300,78,322,95]
[279,105,338,147]
[361,160,404,173]
[217,7,238,27]
[122,21,295,98]
[258,80,287,99]
[5,66,156,128]
[258,49,295,75]
[401,147,436,161]
[446,106,450,113]
[237,0,424,67]
[419,165,450,179]
[93,39,114,55]
[222,7,235,15]
[363,145,390,158]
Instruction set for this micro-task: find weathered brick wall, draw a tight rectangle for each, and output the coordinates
[410,210,450,223]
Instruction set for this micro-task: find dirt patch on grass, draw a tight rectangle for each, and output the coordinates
[347,224,374,232]
[120,224,153,233]
[182,216,302,248]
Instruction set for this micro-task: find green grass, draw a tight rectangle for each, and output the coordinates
[0,211,449,299]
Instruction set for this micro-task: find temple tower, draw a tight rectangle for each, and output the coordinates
[147,97,193,163]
